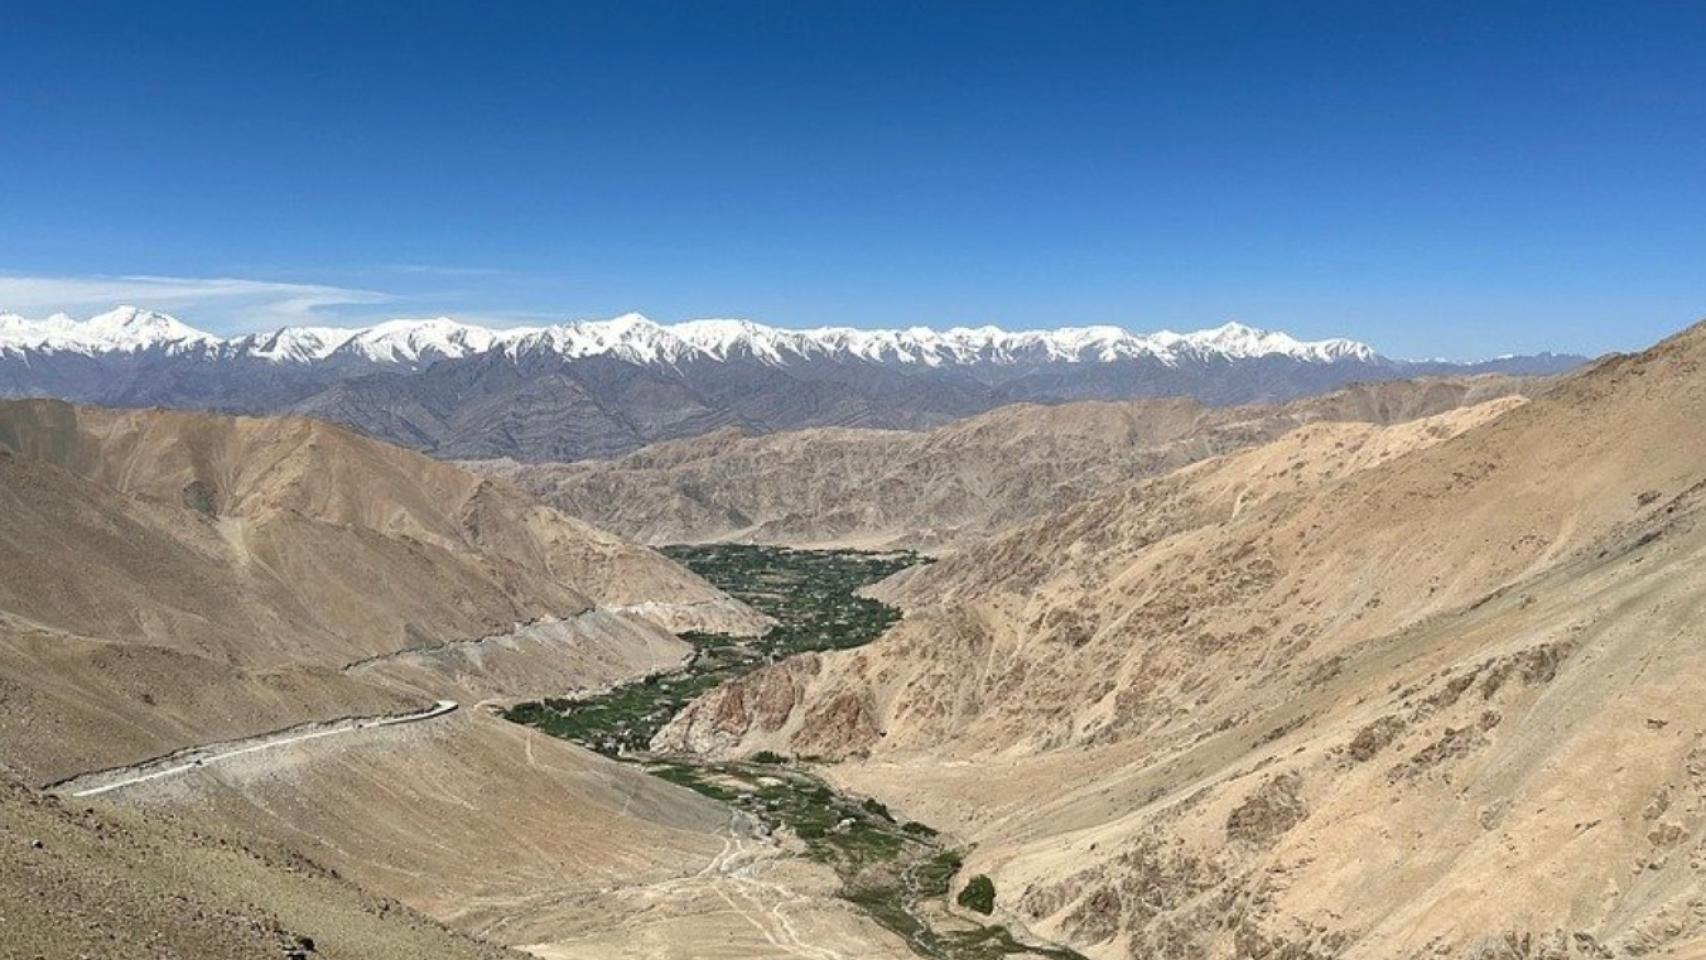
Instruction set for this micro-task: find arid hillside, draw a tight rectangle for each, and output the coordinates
[483,375,1542,551]
[0,765,519,960]
[0,401,911,960]
[654,321,1706,958]
[0,399,764,783]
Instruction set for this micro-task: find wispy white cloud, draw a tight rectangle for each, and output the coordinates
[0,273,393,332]
[376,263,510,278]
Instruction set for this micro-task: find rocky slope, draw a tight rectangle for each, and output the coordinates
[0,307,1583,461]
[0,765,519,960]
[484,375,1545,551]
[654,319,1706,958]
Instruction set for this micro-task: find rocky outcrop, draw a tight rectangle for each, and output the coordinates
[652,655,826,756]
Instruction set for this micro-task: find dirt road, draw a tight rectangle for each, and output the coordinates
[50,700,459,798]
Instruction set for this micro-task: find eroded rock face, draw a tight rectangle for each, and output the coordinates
[792,691,884,758]
[1452,930,1614,960]
[651,655,825,757]
[1224,772,1308,847]
[1343,715,1407,764]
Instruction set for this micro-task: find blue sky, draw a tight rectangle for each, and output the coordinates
[1,1,1703,359]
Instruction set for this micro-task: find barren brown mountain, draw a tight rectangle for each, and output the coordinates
[0,401,911,960]
[654,321,1706,958]
[482,375,1542,551]
[0,398,766,781]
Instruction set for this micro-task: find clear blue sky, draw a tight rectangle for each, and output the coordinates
[2,1,1703,359]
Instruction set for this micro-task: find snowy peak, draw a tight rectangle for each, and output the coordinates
[334,317,523,366]
[671,318,795,362]
[230,326,358,363]
[1162,321,1378,363]
[518,312,703,365]
[0,305,219,356]
[0,307,1384,369]
[84,306,198,339]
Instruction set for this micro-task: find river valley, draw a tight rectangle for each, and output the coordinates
[503,545,1086,960]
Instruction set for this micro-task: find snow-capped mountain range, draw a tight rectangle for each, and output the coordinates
[0,306,1582,462]
[0,306,1376,368]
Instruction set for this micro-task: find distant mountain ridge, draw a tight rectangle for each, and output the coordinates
[486,376,1544,552]
[0,306,1586,461]
[2,305,1523,367]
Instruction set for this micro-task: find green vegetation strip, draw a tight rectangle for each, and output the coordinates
[503,545,1084,960]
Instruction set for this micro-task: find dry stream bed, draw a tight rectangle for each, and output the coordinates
[504,544,1085,960]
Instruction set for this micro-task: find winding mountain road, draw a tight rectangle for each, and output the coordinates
[57,699,459,798]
